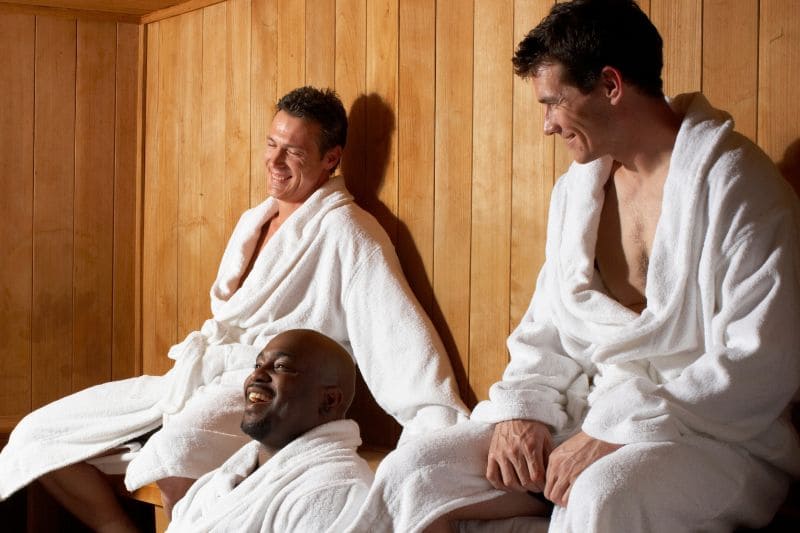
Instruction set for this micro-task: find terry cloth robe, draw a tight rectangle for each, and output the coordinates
[0,176,468,499]
[350,93,800,533]
[167,420,373,533]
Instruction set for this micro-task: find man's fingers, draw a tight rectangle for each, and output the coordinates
[498,457,526,492]
[486,457,504,490]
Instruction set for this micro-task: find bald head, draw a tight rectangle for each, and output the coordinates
[240,329,356,452]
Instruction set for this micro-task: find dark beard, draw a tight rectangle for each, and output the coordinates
[241,416,271,442]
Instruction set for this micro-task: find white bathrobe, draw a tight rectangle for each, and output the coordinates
[0,176,468,499]
[352,93,800,533]
[167,419,373,533]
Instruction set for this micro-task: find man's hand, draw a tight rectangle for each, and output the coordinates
[486,419,552,493]
[544,431,622,507]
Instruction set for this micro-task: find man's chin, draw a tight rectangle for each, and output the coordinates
[241,418,271,441]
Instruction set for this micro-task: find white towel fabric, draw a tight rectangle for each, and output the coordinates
[167,419,373,533]
[351,93,800,533]
[0,176,467,499]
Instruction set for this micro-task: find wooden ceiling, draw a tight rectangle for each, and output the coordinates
[0,1,224,23]
[2,1,184,15]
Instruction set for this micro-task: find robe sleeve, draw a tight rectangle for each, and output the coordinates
[343,243,469,441]
[470,259,590,434]
[583,210,800,447]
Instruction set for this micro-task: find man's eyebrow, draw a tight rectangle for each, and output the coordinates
[265,137,307,152]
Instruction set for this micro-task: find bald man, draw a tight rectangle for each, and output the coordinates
[166,329,373,533]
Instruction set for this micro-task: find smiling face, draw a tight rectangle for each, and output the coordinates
[264,110,342,212]
[532,63,613,164]
[241,332,328,450]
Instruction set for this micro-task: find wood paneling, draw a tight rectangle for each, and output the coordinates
[32,16,76,407]
[469,0,514,401]
[0,11,142,416]
[5,0,794,448]
[0,12,35,417]
[702,0,758,140]
[0,12,142,418]
[433,0,473,403]
[138,0,799,423]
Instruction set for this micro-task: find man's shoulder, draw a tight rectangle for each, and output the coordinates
[319,202,394,250]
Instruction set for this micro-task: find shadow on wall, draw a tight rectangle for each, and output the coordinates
[340,94,475,447]
[778,138,800,199]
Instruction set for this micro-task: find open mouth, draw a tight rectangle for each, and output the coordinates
[246,387,274,404]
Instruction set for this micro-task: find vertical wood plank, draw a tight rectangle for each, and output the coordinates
[0,13,35,416]
[511,0,555,330]
[434,0,474,404]
[112,22,143,380]
[470,0,514,401]
[364,0,399,240]
[335,0,367,205]
[202,2,229,315]
[759,0,800,195]
[32,16,76,406]
[397,0,435,313]
[143,19,178,376]
[305,0,335,88]
[250,0,278,206]
[174,10,205,343]
[702,0,758,141]
[74,19,116,391]
[226,0,252,230]
[276,0,305,96]
[650,0,702,96]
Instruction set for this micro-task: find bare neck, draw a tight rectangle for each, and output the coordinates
[611,95,681,182]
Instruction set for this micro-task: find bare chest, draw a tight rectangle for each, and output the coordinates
[238,215,280,290]
[595,178,663,313]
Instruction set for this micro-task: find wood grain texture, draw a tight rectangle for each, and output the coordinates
[305,0,335,88]
[201,1,228,316]
[650,0,702,96]
[510,0,555,330]
[143,19,179,376]
[112,22,143,380]
[433,0,474,404]
[250,0,277,206]
[32,16,76,407]
[702,0,758,141]
[225,0,251,226]
[364,0,399,241]
[758,0,800,195]
[73,19,116,391]
[0,13,34,417]
[276,0,304,98]
[397,0,435,314]
[470,0,514,401]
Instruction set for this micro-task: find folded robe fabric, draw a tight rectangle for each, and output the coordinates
[167,419,373,533]
[0,176,468,499]
[472,92,800,475]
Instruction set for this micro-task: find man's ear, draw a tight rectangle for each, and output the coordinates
[320,386,344,417]
[599,66,624,104]
[322,146,343,172]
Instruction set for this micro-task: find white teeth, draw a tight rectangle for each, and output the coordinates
[248,391,270,403]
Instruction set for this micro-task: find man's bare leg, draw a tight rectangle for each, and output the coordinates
[156,476,195,519]
[39,463,138,533]
[424,491,550,533]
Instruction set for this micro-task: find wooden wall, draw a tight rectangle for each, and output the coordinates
[141,0,800,420]
[0,10,142,433]
[1,0,798,448]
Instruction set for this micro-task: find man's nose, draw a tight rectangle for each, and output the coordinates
[543,115,559,136]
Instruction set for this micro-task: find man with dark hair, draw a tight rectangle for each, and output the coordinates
[167,329,373,532]
[0,86,468,531]
[353,1,800,531]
